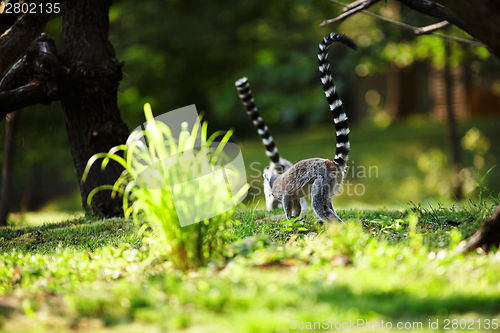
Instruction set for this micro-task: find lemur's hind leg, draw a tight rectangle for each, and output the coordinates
[325,173,344,223]
[291,199,302,218]
[282,195,294,220]
[311,177,337,223]
[326,199,344,223]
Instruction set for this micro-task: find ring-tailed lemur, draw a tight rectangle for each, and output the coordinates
[235,77,306,211]
[264,33,357,223]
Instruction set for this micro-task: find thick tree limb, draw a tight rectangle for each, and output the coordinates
[0,33,63,116]
[0,81,55,116]
[0,1,21,35]
[397,0,471,35]
[0,5,50,75]
[325,0,500,57]
[325,0,484,47]
[321,0,381,26]
[25,33,66,79]
[414,20,449,35]
[434,0,500,58]
[0,56,30,90]
[0,31,61,226]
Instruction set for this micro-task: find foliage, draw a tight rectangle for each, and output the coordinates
[109,0,360,130]
[3,0,500,213]
[416,127,496,199]
[1,203,499,332]
[82,103,246,270]
[5,116,498,223]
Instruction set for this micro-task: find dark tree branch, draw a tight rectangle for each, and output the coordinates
[1,1,129,217]
[342,0,373,12]
[0,3,51,75]
[0,50,30,91]
[0,1,21,35]
[325,0,484,47]
[414,20,449,35]
[0,33,63,115]
[25,33,66,79]
[0,30,62,226]
[434,0,500,58]
[398,0,471,35]
[321,0,381,26]
[0,81,56,116]
[0,57,30,91]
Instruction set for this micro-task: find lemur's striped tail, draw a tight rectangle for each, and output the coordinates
[235,77,281,165]
[318,33,357,167]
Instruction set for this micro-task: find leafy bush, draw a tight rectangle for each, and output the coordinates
[83,104,247,269]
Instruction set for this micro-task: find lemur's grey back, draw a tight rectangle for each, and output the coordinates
[318,33,357,167]
[235,77,283,169]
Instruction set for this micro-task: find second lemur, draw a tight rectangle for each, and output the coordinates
[265,33,357,223]
[235,77,306,212]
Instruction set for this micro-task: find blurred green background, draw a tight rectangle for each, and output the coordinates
[2,0,499,223]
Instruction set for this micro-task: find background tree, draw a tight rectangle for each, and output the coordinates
[1,0,498,229]
[0,0,129,224]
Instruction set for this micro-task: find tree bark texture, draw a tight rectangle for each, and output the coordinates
[60,0,129,216]
[0,4,50,75]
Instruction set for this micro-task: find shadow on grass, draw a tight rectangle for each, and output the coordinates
[63,273,500,328]
[315,284,500,320]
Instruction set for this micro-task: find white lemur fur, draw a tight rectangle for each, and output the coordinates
[235,77,306,211]
[264,33,356,223]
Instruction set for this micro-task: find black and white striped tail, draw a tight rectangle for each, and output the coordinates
[235,77,281,165]
[318,33,357,167]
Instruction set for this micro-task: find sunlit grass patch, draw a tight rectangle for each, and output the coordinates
[0,217,138,254]
[7,211,84,227]
[1,203,499,332]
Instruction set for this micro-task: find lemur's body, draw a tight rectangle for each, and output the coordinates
[265,33,356,223]
[235,77,306,211]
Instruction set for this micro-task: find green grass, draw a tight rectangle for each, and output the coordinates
[0,217,139,254]
[1,202,499,332]
[1,117,499,331]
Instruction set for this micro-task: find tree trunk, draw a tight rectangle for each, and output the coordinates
[443,41,463,200]
[0,111,19,226]
[60,0,129,216]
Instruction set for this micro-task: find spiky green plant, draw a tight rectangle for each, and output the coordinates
[82,103,247,269]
